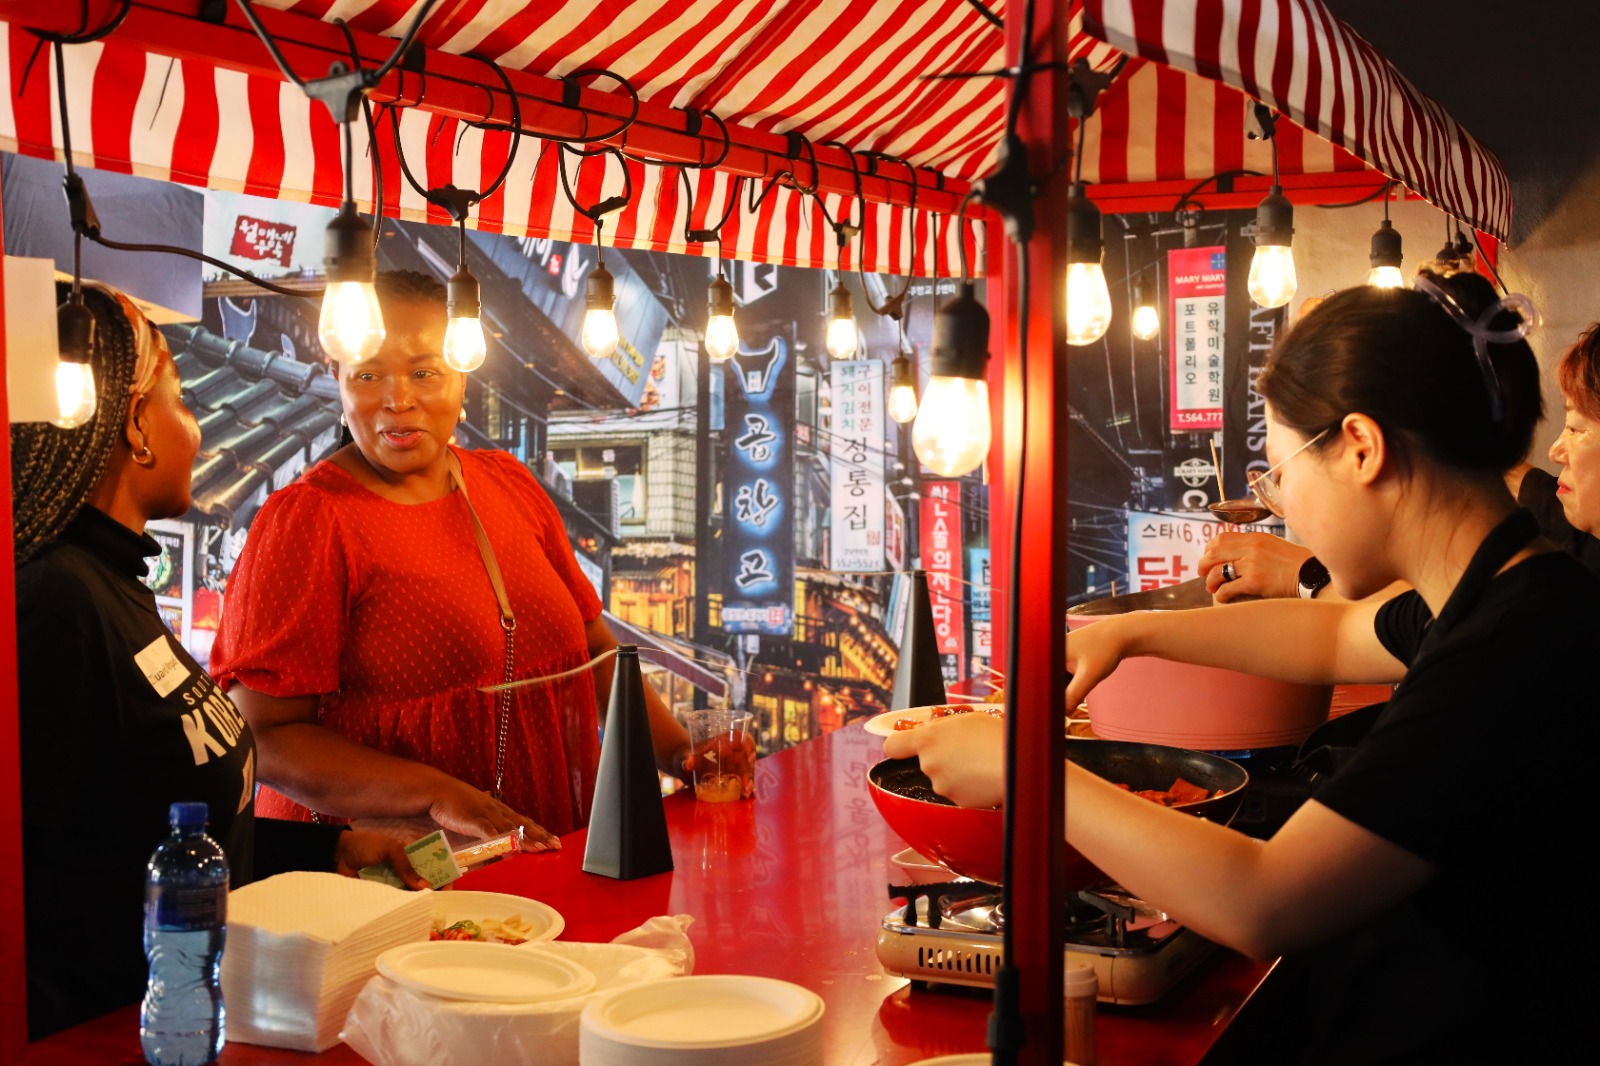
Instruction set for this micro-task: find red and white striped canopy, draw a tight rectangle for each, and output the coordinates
[0,0,1511,276]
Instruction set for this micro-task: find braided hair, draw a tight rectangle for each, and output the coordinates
[11,284,141,564]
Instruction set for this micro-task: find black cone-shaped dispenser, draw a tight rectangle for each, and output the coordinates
[891,570,949,710]
[583,645,674,879]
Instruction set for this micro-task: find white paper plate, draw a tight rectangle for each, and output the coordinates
[377,941,595,1003]
[904,1057,992,1066]
[582,975,823,1050]
[861,703,986,737]
[890,847,961,884]
[431,890,564,944]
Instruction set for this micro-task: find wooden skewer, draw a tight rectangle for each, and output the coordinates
[1209,438,1225,502]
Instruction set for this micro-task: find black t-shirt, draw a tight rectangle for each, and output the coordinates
[17,508,342,1039]
[1286,539,1597,1061]
[1519,465,1600,576]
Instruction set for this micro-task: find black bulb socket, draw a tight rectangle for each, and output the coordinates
[1066,183,1104,265]
[323,202,377,285]
[929,282,990,381]
[890,351,917,390]
[56,298,95,365]
[586,264,615,312]
[708,274,735,318]
[1369,219,1403,270]
[829,281,853,322]
[1252,185,1295,248]
[447,267,480,321]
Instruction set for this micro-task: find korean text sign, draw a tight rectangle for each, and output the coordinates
[829,361,885,572]
[1168,246,1227,432]
[722,338,796,635]
[920,481,965,684]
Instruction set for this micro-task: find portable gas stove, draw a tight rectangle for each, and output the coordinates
[878,880,1215,1005]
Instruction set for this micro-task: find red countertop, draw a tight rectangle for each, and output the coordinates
[25,725,1274,1065]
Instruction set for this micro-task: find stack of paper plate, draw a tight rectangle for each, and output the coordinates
[579,975,824,1065]
[378,941,595,1004]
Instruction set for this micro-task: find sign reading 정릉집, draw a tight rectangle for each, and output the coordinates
[1168,246,1227,433]
[829,361,885,572]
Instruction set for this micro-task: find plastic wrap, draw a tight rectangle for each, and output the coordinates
[340,915,694,1066]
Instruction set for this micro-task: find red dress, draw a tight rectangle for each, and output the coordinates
[210,447,604,836]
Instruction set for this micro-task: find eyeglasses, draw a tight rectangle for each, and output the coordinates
[1248,425,1336,517]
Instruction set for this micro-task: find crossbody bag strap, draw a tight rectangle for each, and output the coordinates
[449,456,518,800]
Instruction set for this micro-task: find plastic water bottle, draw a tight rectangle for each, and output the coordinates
[140,802,228,1066]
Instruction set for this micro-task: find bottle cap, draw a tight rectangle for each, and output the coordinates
[1064,961,1098,996]
[169,802,209,829]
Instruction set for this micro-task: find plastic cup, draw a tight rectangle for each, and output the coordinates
[685,710,755,802]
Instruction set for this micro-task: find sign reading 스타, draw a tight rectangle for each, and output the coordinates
[1126,509,1284,592]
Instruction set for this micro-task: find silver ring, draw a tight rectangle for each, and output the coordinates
[1221,562,1238,583]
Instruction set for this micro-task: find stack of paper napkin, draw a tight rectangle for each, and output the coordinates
[221,871,433,1051]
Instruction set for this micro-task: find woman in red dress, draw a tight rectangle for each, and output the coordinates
[211,272,691,845]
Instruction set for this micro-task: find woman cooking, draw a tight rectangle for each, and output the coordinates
[887,270,1594,1061]
[1199,318,1600,598]
[14,284,425,1039]
[211,271,691,845]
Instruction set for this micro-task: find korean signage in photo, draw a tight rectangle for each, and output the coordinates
[829,361,885,572]
[920,481,965,685]
[1167,246,1226,433]
[1126,509,1283,592]
[968,547,991,662]
[203,190,333,279]
[722,337,796,636]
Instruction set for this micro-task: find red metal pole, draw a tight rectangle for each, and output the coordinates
[1000,4,1070,1064]
[0,157,28,1063]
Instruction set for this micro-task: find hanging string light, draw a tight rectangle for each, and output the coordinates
[704,265,740,362]
[825,278,859,359]
[237,1,447,362]
[1064,81,1111,345]
[1130,272,1160,341]
[1367,182,1404,289]
[1246,105,1297,309]
[888,349,920,423]
[581,242,620,361]
[51,40,95,428]
[912,191,988,478]
[443,217,488,371]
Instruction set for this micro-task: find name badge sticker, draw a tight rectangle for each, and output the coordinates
[135,636,189,698]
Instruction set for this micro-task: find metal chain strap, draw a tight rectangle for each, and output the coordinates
[492,618,517,800]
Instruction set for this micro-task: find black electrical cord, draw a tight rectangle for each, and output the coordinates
[48,38,312,300]
[854,153,918,322]
[234,0,437,96]
[20,0,132,92]
[386,54,526,220]
[1472,231,1510,293]
[559,68,641,151]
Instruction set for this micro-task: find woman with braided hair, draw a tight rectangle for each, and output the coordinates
[14,283,425,1040]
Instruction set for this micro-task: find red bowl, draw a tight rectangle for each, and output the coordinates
[868,740,1248,887]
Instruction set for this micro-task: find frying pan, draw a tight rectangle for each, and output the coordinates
[868,739,1248,887]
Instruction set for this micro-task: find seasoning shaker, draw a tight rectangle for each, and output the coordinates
[1063,961,1098,1066]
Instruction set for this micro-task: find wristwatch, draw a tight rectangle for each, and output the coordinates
[1297,556,1332,599]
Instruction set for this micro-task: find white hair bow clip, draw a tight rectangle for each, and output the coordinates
[1411,274,1540,424]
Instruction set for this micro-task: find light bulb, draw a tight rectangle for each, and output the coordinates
[705,314,739,362]
[888,382,919,424]
[912,375,990,477]
[1366,265,1405,289]
[1131,302,1161,341]
[1064,262,1113,345]
[1247,244,1298,309]
[825,314,858,360]
[582,307,620,360]
[319,280,386,362]
[54,360,97,429]
[443,315,488,372]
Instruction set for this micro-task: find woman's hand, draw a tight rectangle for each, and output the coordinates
[428,780,560,851]
[1198,531,1313,602]
[882,713,1006,809]
[1065,615,1138,708]
[332,830,431,890]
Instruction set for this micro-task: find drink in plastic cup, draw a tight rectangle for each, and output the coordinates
[685,710,755,802]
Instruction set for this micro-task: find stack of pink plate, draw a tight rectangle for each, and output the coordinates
[579,975,823,1065]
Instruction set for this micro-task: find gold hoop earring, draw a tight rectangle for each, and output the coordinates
[339,412,348,428]
[131,444,155,467]
[459,407,467,424]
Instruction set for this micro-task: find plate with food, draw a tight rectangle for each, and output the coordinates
[430,890,564,945]
[862,703,999,737]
